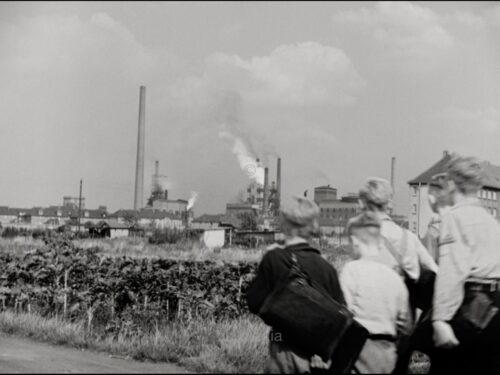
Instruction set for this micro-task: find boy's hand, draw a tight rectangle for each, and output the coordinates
[433,320,459,348]
[310,354,332,370]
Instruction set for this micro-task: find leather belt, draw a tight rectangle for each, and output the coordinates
[465,279,500,293]
[367,334,396,342]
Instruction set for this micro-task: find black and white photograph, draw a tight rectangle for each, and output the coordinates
[0,1,500,374]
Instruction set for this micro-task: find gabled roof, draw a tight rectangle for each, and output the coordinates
[482,163,500,190]
[408,153,454,185]
[219,215,242,228]
[408,151,500,189]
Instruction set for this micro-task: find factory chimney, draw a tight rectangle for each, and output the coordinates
[134,86,146,210]
[155,160,159,176]
[390,156,396,215]
[276,157,281,210]
[263,167,269,215]
[390,156,396,193]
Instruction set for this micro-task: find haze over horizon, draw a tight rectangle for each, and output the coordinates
[0,1,499,216]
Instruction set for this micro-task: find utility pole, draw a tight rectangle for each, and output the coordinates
[77,179,83,233]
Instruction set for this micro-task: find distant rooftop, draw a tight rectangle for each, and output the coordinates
[408,151,500,190]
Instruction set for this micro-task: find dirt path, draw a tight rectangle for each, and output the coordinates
[0,334,190,373]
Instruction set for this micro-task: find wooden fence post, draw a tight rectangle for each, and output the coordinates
[63,270,69,318]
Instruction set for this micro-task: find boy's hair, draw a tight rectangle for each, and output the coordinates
[347,212,381,244]
[280,196,320,238]
[359,177,393,212]
[446,156,484,195]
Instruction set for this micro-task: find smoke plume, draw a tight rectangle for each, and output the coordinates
[187,191,199,210]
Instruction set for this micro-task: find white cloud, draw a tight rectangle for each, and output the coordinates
[167,41,365,116]
[332,1,454,70]
[0,13,156,79]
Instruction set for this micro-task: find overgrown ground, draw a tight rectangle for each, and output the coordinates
[0,236,429,373]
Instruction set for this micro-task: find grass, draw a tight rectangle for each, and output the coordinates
[0,310,429,373]
[0,237,45,256]
[74,237,267,263]
[0,310,268,373]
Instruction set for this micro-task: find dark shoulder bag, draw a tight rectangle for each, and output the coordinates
[258,248,368,371]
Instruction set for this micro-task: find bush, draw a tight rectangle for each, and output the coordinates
[1,227,30,238]
[148,228,199,245]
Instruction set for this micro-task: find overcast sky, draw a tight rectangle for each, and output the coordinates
[0,1,499,216]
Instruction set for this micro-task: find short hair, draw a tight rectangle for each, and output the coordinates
[446,156,484,194]
[280,196,320,238]
[359,177,393,212]
[347,211,381,241]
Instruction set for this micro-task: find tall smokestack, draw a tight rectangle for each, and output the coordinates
[390,156,396,214]
[134,86,146,210]
[155,160,159,176]
[263,167,269,215]
[276,157,281,211]
[390,156,396,191]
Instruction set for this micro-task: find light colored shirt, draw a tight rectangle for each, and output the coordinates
[423,216,441,263]
[377,213,437,279]
[433,197,500,321]
[340,259,411,337]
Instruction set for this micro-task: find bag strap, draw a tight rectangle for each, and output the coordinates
[382,228,409,278]
[288,248,313,285]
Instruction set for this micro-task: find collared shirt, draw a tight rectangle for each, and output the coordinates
[340,259,411,337]
[423,207,452,264]
[433,197,500,321]
[377,213,437,280]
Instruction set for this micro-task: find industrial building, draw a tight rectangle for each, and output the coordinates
[0,197,107,230]
[225,157,282,228]
[313,185,361,235]
[408,151,500,237]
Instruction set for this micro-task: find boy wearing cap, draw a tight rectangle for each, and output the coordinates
[246,196,344,374]
[340,212,411,373]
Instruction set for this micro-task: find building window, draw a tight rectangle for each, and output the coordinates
[412,186,417,197]
[494,192,498,200]
[412,222,417,233]
[84,211,89,218]
[412,204,417,215]
[38,209,43,216]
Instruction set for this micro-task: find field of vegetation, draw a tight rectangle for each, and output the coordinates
[0,234,428,373]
